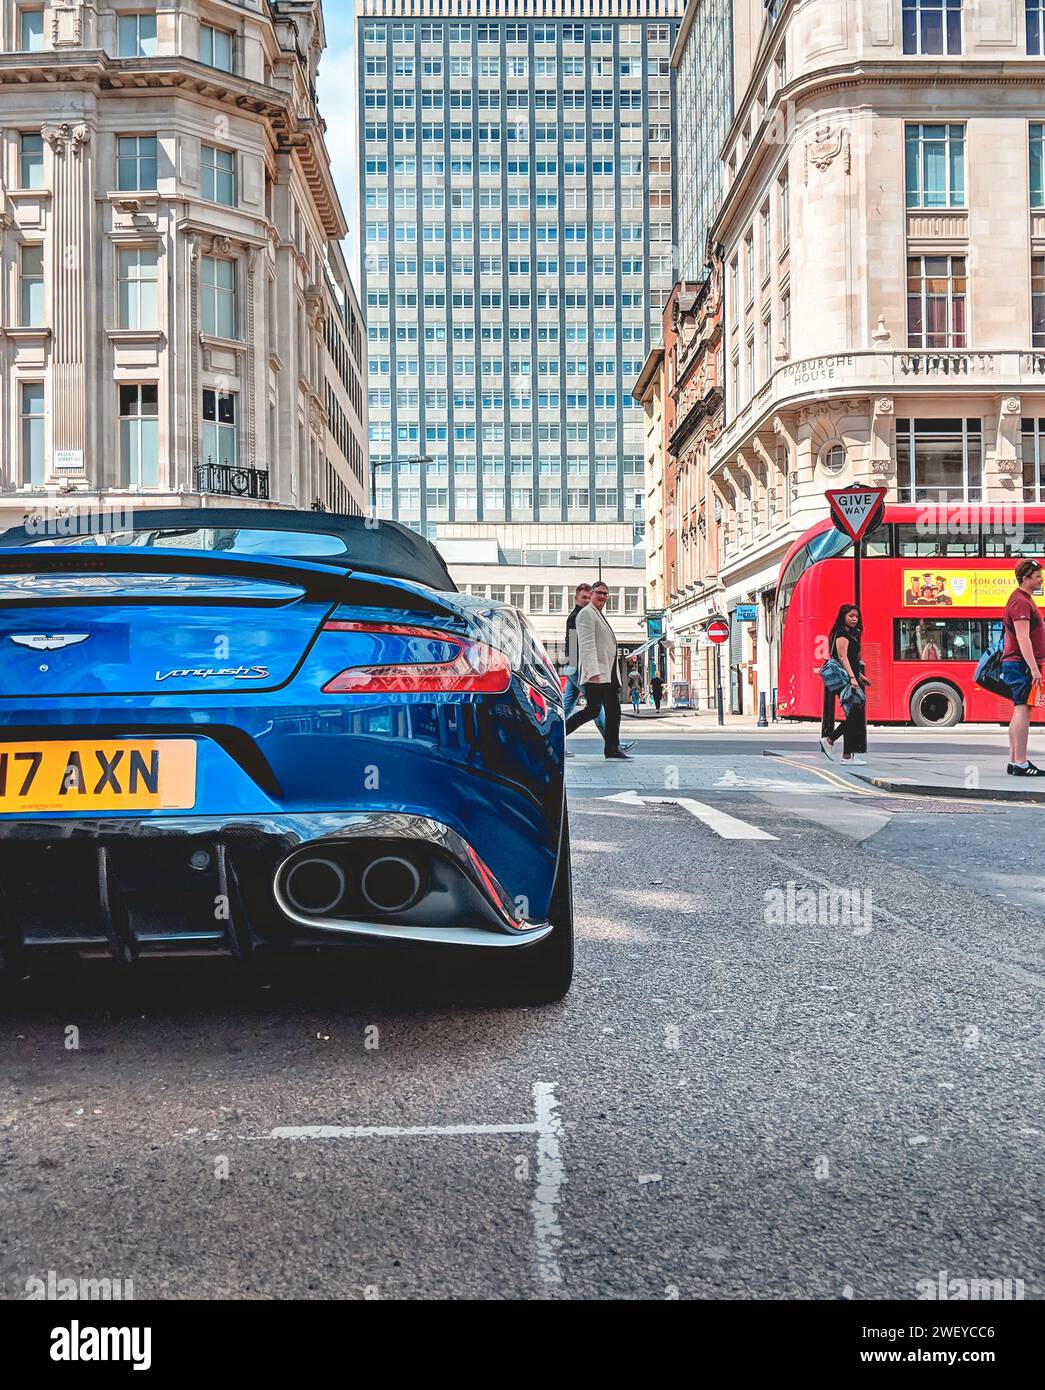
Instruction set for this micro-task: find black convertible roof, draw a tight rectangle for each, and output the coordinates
[0,507,457,592]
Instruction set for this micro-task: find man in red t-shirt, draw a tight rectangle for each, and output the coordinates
[1000,558,1045,775]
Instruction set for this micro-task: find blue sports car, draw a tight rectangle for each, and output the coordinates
[0,509,571,1003]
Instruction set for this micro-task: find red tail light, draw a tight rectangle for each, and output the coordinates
[320,620,511,695]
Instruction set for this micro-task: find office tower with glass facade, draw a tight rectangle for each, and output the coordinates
[358,1,683,538]
[673,0,735,282]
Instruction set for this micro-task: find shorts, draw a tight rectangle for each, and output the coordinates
[1000,659,1033,705]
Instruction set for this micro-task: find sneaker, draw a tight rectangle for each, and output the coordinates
[604,750,632,760]
[849,756,868,765]
[1008,761,1042,776]
[619,740,636,753]
[819,737,835,761]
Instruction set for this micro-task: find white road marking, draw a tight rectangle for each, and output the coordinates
[598,789,778,840]
[714,768,796,790]
[264,1080,566,1291]
[647,795,778,841]
[270,1121,538,1140]
[531,1081,565,1288]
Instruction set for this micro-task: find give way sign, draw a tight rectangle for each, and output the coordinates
[825,484,887,542]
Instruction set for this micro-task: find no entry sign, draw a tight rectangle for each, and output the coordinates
[705,618,730,645]
[826,485,887,542]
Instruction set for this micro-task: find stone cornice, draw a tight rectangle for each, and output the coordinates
[0,52,346,239]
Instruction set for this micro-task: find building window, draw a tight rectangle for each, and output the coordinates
[118,12,157,57]
[1033,256,1045,346]
[19,132,43,188]
[907,255,967,348]
[199,23,233,72]
[200,255,236,338]
[905,124,965,207]
[1029,0,1045,54]
[119,384,159,487]
[19,244,44,327]
[18,8,44,51]
[780,290,791,356]
[21,382,45,484]
[201,144,236,206]
[778,170,790,250]
[1031,124,1045,206]
[903,0,962,55]
[896,418,982,503]
[819,442,847,475]
[117,247,159,329]
[202,388,238,464]
[744,230,754,303]
[761,314,773,377]
[1020,418,1045,500]
[760,202,771,276]
[117,135,158,192]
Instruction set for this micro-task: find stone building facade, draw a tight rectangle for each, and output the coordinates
[0,0,367,530]
[710,0,1045,710]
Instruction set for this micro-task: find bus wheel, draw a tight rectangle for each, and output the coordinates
[911,682,964,728]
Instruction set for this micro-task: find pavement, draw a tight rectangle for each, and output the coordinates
[766,748,1045,803]
[628,711,1045,801]
[1,721,1042,1301]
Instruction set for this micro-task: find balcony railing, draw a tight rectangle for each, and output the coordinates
[195,459,270,500]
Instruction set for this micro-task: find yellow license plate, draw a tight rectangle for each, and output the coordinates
[0,740,197,813]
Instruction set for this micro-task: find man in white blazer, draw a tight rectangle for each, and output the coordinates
[564,580,630,758]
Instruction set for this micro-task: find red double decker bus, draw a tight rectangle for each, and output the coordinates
[775,505,1045,727]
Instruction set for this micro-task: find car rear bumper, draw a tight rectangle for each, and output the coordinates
[0,811,554,965]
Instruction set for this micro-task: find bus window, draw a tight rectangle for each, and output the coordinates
[776,526,890,641]
[894,618,988,662]
[896,524,979,558]
[983,524,1045,557]
[807,529,851,563]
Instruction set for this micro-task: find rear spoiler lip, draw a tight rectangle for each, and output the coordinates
[0,547,452,608]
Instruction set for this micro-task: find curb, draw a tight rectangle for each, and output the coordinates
[762,748,1045,803]
[852,773,1045,804]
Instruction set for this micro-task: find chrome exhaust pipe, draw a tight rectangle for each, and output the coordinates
[359,855,423,914]
[281,856,347,916]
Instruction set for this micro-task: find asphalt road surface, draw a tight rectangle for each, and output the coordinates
[1,721,1042,1300]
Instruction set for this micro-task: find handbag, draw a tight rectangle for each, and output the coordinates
[818,657,850,694]
[974,640,1010,699]
[839,682,866,713]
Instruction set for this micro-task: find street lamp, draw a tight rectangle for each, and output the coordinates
[371,452,433,516]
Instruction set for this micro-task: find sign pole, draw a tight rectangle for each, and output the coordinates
[703,617,730,725]
[854,536,862,610]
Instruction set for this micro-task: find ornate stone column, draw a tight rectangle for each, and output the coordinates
[42,121,92,479]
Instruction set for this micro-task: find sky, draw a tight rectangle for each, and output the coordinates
[317,0,361,283]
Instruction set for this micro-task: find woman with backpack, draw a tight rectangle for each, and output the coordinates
[999,557,1044,776]
[819,604,869,764]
